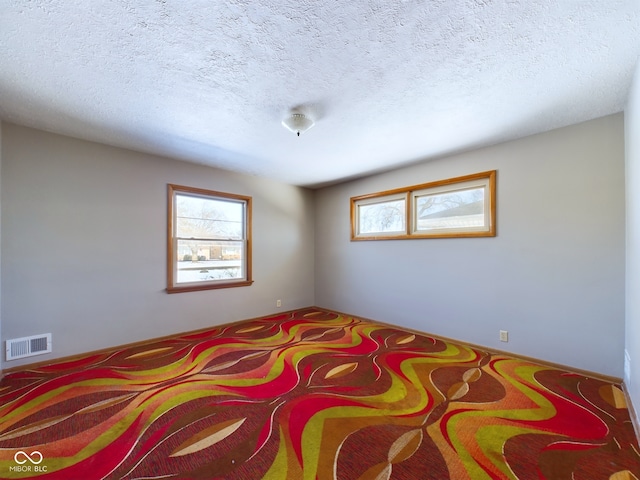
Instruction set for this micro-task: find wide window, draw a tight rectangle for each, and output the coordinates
[167,184,252,293]
[351,171,496,240]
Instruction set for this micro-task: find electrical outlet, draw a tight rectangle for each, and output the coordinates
[276,299,282,308]
[499,330,508,342]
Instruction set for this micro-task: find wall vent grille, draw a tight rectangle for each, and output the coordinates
[6,334,52,361]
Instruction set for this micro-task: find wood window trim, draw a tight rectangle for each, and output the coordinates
[351,170,496,240]
[167,184,253,293]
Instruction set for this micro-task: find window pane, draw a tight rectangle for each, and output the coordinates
[176,194,243,240]
[168,184,252,293]
[358,198,406,235]
[176,239,244,284]
[415,186,485,231]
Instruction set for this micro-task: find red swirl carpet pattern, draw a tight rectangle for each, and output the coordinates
[0,308,639,479]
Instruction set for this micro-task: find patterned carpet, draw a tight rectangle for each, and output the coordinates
[0,308,639,479]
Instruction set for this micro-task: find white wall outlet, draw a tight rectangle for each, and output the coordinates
[276,299,282,308]
[499,330,509,342]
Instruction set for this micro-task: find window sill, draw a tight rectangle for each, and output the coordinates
[166,280,254,294]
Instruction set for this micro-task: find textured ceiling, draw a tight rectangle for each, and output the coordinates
[1,1,639,187]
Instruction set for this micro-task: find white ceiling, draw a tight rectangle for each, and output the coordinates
[1,1,639,188]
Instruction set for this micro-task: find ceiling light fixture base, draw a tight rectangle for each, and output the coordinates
[282,113,314,136]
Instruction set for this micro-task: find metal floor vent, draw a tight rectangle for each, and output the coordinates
[6,334,52,361]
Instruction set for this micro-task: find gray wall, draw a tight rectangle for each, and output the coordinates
[315,114,625,378]
[626,59,640,426]
[0,123,315,370]
[0,122,2,376]
[0,114,628,380]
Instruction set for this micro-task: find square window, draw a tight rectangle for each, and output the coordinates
[353,194,408,238]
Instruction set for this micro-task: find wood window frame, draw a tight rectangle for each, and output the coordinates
[167,184,253,293]
[351,170,496,240]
